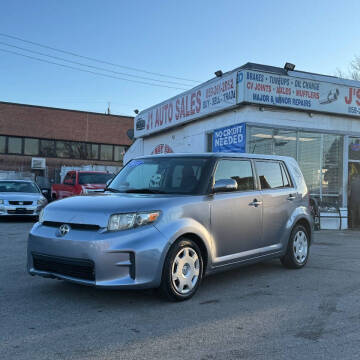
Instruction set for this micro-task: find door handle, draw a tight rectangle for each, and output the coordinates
[287,193,296,201]
[249,199,262,207]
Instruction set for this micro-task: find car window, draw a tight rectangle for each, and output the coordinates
[64,173,75,185]
[125,163,161,189]
[280,163,291,187]
[171,164,202,188]
[256,161,287,189]
[0,181,39,193]
[109,157,210,195]
[214,159,254,191]
[78,173,113,184]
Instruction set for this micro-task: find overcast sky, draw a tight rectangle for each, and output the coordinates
[1,0,359,116]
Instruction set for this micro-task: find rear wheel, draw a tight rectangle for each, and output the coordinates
[281,225,310,269]
[159,239,204,301]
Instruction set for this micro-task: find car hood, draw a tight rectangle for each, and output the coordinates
[42,193,181,227]
[0,192,42,201]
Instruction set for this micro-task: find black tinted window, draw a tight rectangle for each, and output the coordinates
[78,173,113,184]
[256,161,285,189]
[215,160,254,191]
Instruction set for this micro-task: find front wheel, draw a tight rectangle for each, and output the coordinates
[159,239,204,301]
[281,225,310,269]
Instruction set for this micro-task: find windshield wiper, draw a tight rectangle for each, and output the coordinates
[125,188,167,194]
[105,187,122,193]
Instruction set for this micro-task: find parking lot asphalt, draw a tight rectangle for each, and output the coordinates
[1,219,360,360]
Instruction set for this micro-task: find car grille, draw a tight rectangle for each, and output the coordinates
[7,209,34,214]
[32,253,95,281]
[42,221,100,231]
[9,201,33,205]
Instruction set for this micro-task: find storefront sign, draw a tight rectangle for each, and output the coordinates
[237,70,360,117]
[134,72,237,138]
[151,144,174,154]
[213,123,246,153]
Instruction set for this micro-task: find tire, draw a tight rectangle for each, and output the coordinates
[281,225,310,269]
[159,238,204,301]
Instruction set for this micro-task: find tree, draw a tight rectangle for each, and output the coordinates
[336,56,360,80]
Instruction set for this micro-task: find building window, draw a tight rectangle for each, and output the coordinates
[298,132,322,196]
[247,125,343,208]
[91,144,99,159]
[40,140,56,157]
[247,127,297,159]
[0,136,5,153]
[100,144,113,161]
[207,133,213,152]
[2,135,125,162]
[349,137,360,161]
[114,146,126,162]
[24,138,39,155]
[322,134,343,206]
[8,137,22,154]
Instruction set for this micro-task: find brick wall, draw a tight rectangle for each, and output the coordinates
[0,101,133,145]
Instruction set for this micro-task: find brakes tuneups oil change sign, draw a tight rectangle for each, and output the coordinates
[237,70,360,117]
[134,72,237,138]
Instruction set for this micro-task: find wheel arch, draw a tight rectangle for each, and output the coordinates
[293,218,312,244]
[172,233,209,273]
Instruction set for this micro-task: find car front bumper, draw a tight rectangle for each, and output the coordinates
[27,222,169,289]
[0,204,42,216]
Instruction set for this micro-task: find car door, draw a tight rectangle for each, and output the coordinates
[255,160,298,248]
[211,159,263,260]
[61,172,75,198]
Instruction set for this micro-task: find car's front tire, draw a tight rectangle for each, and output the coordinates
[281,225,310,269]
[159,238,204,301]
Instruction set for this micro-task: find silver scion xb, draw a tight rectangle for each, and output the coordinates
[0,180,48,217]
[28,154,313,301]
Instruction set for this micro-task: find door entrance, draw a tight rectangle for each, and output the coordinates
[348,162,360,229]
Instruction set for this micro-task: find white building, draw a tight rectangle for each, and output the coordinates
[125,63,360,230]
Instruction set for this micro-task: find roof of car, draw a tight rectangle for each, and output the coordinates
[136,152,295,161]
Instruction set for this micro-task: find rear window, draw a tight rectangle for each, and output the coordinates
[78,173,113,185]
[256,161,290,189]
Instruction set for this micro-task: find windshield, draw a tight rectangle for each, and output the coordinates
[0,181,40,193]
[78,173,113,185]
[108,157,211,195]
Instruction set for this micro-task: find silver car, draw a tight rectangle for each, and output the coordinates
[28,154,313,301]
[0,180,48,217]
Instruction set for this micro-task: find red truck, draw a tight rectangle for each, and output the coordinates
[51,171,114,200]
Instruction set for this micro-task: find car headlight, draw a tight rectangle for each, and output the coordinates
[108,211,160,231]
[37,197,47,205]
[38,208,45,223]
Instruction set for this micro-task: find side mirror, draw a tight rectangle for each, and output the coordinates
[41,189,49,195]
[213,179,238,193]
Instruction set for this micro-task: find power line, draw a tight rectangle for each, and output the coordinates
[0,40,191,87]
[0,48,189,90]
[0,32,200,83]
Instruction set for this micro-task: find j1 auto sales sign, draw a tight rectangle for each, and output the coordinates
[134,72,237,138]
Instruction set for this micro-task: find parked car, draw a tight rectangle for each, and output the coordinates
[0,180,48,217]
[51,171,114,200]
[28,153,313,301]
